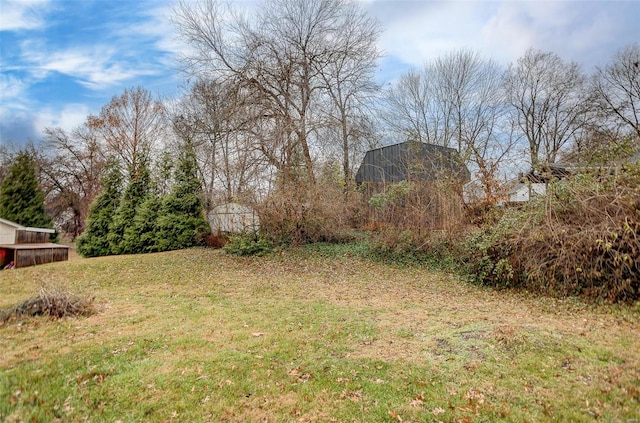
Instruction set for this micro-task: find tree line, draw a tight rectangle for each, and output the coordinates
[0,0,638,251]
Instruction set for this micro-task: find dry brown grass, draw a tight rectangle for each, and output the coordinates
[1,247,639,421]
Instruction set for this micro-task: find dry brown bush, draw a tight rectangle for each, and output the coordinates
[0,285,95,324]
[363,178,468,253]
[466,165,640,302]
[258,176,361,245]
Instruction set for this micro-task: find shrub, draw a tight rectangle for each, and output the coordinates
[462,165,640,303]
[361,178,469,268]
[259,176,361,245]
[205,234,229,248]
[223,233,272,256]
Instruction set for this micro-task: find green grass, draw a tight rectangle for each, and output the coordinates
[1,247,639,422]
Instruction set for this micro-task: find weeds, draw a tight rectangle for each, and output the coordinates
[462,165,640,302]
[223,232,273,256]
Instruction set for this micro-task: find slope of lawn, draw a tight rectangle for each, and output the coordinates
[1,246,639,422]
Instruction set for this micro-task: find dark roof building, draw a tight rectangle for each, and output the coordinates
[355,141,470,184]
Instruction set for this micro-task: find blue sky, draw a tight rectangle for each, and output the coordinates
[1,0,639,147]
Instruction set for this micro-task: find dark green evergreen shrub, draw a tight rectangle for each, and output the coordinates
[0,151,55,233]
[149,143,210,252]
[76,162,122,257]
[108,165,152,254]
[123,195,162,253]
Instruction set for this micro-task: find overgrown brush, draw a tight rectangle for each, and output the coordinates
[259,175,361,245]
[0,285,95,324]
[361,178,468,267]
[463,165,640,302]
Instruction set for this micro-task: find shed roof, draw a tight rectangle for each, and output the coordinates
[0,243,69,250]
[355,141,470,184]
[0,217,55,233]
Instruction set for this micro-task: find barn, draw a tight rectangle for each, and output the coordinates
[0,218,69,269]
[355,141,470,185]
[355,141,471,230]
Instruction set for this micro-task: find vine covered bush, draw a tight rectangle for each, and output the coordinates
[462,165,640,303]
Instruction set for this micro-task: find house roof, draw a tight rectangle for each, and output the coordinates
[355,141,470,184]
[0,217,55,233]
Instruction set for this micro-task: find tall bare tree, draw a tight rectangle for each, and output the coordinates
[88,87,166,178]
[592,43,640,140]
[381,67,442,145]
[173,0,380,192]
[314,2,381,187]
[505,49,589,168]
[381,50,513,199]
[40,124,105,237]
[172,79,265,204]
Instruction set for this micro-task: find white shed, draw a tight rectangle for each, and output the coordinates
[505,182,546,204]
[208,203,260,234]
[0,218,68,269]
[0,217,55,244]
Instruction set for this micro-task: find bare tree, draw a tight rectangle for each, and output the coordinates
[314,2,381,187]
[381,50,513,199]
[172,79,266,204]
[173,0,380,193]
[381,67,442,145]
[505,48,589,168]
[592,43,640,140]
[88,87,166,178]
[40,125,105,237]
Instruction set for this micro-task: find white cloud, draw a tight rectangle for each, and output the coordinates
[368,0,640,78]
[0,73,28,103]
[21,43,159,89]
[0,101,91,145]
[0,0,50,31]
[115,3,185,68]
[33,103,89,135]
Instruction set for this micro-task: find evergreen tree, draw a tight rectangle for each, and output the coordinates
[122,193,161,253]
[108,164,152,255]
[155,145,210,251]
[0,151,54,230]
[76,161,122,257]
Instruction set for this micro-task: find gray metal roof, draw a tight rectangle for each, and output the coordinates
[355,141,470,184]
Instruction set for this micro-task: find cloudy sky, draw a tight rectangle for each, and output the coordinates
[1,0,638,146]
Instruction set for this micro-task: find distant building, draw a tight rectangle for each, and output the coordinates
[208,203,260,234]
[355,141,470,185]
[0,218,69,269]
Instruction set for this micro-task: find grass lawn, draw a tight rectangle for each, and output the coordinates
[1,246,639,422]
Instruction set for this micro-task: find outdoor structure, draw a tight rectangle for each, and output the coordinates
[0,218,69,269]
[355,141,470,186]
[502,182,547,205]
[208,202,260,234]
[503,163,571,206]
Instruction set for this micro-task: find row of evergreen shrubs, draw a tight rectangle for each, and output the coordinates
[76,147,209,257]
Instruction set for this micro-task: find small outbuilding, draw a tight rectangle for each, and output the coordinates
[355,141,470,185]
[208,203,260,234]
[0,218,69,269]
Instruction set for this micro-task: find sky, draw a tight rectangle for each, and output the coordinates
[1,0,639,147]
